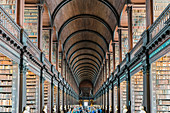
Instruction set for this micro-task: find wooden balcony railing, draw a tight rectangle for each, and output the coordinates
[0,7,20,40]
[149,4,170,40]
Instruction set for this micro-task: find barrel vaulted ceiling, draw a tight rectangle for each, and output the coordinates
[44,0,126,84]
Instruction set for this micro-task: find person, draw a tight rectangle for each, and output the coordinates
[98,107,102,113]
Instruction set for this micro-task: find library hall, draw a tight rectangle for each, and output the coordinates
[0,0,169,113]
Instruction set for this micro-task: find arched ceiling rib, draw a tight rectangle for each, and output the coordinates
[45,0,126,84]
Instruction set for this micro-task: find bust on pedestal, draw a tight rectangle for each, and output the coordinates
[140,106,146,113]
[43,105,47,113]
[123,105,128,113]
[23,106,30,113]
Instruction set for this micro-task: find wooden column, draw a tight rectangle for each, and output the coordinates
[51,77,54,113]
[126,6,133,50]
[40,68,44,113]
[62,85,64,112]
[16,0,24,27]
[56,42,59,70]
[65,59,67,80]
[105,59,107,80]
[37,5,43,50]
[57,81,60,113]
[103,89,106,113]
[126,69,131,113]
[117,29,122,63]
[108,53,111,76]
[18,51,27,113]
[112,43,116,71]
[112,83,114,113]
[142,50,151,113]
[49,29,53,62]
[61,52,63,76]
[146,0,153,28]
[66,90,68,111]
[103,65,105,84]
[107,87,109,113]
[117,77,120,113]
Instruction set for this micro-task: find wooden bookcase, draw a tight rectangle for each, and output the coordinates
[151,53,170,113]
[26,71,39,112]
[131,71,143,113]
[132,7,146,47]
[24,8,38,46]
[0,53,18,112]
[44,80,51,112]
[120,81,127,113]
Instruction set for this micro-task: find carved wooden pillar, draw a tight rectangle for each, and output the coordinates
[57,81,60,113]
[103,65,105,84]
[49,29,53,62]
[108,53,111,76]
[37,5,43,50]
[18,49,27,113]
[107,87,109,113]
[112,83,114,113]
[56,42,59,70]
[16,0,24,27]
[61,52,63,76]
[103,89,106,113]
[117,29,122,63]
[62,84,64,112]
[51,77,54,113]
[105,59,107,80]
[146,0,153,28]
[126,6,133,50]
[112,43,116,71]
[142,49,151,113]
[40,67,44,113]
[117,76,120,113]
[126,68,131,113]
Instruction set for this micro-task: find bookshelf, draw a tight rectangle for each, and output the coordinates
[132,7,146,47]
[120,81,127,113]
[131,71,143,113]
[44,80,50,112]
[0,0,16,20]
[114,86,117,112]
[153,0,170,21]
[115,43,119,67]
[42,30,50,60]
[26,71,39,112]
[24,8,38,46]
[0,53,18,112]
[151,52,170,113]
[121,30,128,60]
